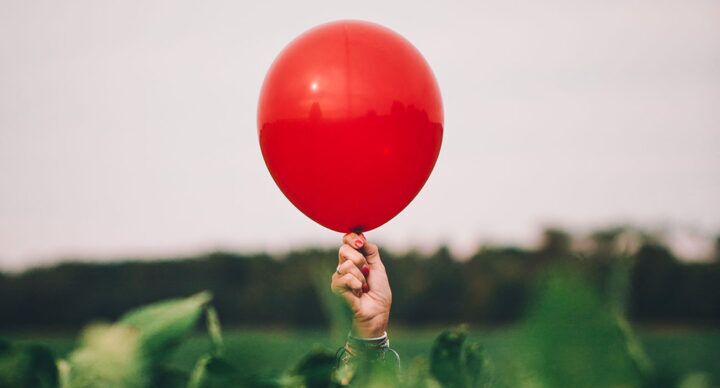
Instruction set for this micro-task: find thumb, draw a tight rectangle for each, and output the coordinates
[359,234,382,267]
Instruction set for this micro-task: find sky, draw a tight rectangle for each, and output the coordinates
[1,0,719,270]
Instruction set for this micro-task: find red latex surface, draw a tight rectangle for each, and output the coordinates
[258,20,443,233]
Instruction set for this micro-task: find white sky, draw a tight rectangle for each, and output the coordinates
[1,0,719,270]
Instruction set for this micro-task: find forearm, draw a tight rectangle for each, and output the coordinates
[332,233,398,382]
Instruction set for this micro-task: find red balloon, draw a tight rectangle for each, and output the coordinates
[258,20,443,233]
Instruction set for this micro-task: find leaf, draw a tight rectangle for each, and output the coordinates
[64,292,214,388]
[0,339,59,388]
[404,357,442,388]
[187,355,239,388]
[430,326,467,388]
[678,372,711,388]
[187,354,212,388]
[120,291,212,360]
[293,347,338,388]
[64,323,146,388]
[464,342,491,388]
[311,265,353,344]
[205,306,224,355]
[514,270,649,388]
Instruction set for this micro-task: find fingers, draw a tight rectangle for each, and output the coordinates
[338,244,368,269]
[343,232,382,266]
[336,260,366,285]
[331,273,363,297]
[342,232,365,250]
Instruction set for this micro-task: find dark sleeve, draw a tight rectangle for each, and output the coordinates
[335,334,400,385]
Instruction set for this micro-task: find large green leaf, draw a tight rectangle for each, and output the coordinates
[63,292,213,388]
[120,291,212,360]
[64,324,145,388]
[511,270,649,388]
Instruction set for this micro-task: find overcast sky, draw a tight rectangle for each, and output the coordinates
[1,0,719,270]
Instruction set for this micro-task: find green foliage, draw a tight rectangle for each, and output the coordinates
[205,307,223,354]
[505,271,647,387]
[1,264,718,387]
[292,347,338,388]
[0,338,58,388]
[119,291,212,360]
[187,355,239,388]
[430,327,468,387]
[311,264,353,344]
[60,291,230,388]
[63,323,146,387]
[3,229,718,332]
[429,326,492,388]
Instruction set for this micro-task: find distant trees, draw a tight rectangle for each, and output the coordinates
[0,227,718,331]
[629,242,720,323]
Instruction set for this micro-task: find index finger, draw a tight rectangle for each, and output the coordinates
[343,232,379,264]
[339,244,368,269]
[343,232,365,250]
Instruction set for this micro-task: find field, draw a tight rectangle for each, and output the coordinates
[3,270,719,387]
[9,326,720,385]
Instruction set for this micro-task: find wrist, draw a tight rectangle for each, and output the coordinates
[352,314,389,338]
[346,331,389,352]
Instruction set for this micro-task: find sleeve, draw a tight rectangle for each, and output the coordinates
[334,331,400,385]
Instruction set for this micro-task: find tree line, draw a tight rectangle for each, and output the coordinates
[1,227,718,331]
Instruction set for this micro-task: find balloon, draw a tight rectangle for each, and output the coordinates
[257,20,443,233]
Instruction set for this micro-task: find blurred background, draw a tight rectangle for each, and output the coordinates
[1,0,719,387]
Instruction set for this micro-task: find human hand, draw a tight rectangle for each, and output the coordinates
[331,232,392,338]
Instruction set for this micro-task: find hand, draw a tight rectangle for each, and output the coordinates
[331,232,392,338]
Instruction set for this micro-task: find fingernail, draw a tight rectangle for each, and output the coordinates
[354,239,363,248]
[362,283,370,293]
[361,265,370,277]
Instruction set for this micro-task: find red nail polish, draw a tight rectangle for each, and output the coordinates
[361,265,370,277]
[354,239,363,248]
[362,283,370,293]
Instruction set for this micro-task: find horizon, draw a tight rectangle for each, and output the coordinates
[2,223,715,273]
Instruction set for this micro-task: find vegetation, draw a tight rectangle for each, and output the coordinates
[1,227,718,331]
[1,226,718,387]
[3,266,719,387]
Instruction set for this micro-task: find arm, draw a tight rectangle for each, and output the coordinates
[331,233,399,379]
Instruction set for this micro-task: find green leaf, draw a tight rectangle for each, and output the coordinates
[293,347,338,388]
[513,270,649,387]
[312,265,353,344]
[464,342,491,388]
[64,323,146,388]
[120,291,212,360]
[64,292,214,388]
[404,357,442,388]
[0,339,58,388]
[678,372,711,388]
[205,307,224,355]
[187,354,212,388]
[430,326,467,388]
[187,355,239,388]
